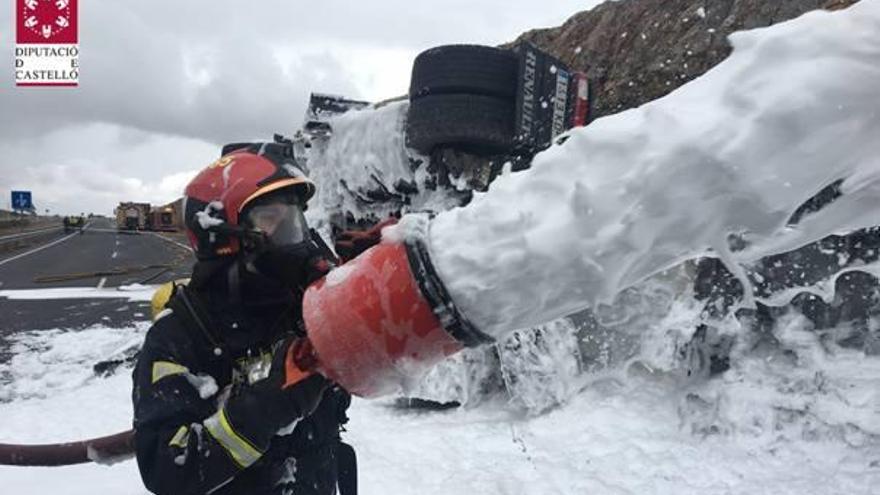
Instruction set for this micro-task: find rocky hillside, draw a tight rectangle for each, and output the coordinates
[508,0,859,119]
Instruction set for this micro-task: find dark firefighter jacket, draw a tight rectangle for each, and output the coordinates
[132,265,351,495]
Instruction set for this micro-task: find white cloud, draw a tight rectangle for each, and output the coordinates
[0,0,604,214]
[0,124,213,215]
[1,162,202,217]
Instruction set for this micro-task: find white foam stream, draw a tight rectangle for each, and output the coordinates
[422,2,880,338]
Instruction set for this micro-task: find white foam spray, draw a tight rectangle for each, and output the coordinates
[421,2,880,339]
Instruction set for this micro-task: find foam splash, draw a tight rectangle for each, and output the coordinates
[426,2,880,339]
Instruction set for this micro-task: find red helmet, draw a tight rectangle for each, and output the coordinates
[183,142,316,259]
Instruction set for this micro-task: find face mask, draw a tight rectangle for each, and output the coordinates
[251,241,317,289]
[243,201,309,248]
[242,194,330,289]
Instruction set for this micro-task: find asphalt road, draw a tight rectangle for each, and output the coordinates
[0,217,193,342]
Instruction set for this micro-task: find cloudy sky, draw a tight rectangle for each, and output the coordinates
[1,0,602,215]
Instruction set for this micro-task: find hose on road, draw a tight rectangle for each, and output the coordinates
[138,266,172,284]
[0,430,135,466]
[33,264,172,283]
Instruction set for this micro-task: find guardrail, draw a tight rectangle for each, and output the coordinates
[0,225,64,257]
[0,225,62,242]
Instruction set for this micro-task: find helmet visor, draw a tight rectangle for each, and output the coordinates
[243,201,309,247]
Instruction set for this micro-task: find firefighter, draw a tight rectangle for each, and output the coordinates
[132,140,354,495]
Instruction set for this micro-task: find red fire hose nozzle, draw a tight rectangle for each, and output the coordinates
[303,238,494,397]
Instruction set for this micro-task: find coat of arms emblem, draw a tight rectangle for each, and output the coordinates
[20,0,73,41]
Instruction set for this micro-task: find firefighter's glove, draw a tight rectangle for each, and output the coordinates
[334,217,399,262]
[253,241,334,289]
[221,337,328,452]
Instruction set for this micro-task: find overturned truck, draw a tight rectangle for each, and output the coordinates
[303,42,593,238]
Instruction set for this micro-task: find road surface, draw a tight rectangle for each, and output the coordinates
[0,218,193,360]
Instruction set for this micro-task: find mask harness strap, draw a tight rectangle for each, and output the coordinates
[228,261,243,307]
[177,286,226,358]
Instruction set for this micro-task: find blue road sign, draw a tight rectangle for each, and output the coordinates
[11,191,33,211]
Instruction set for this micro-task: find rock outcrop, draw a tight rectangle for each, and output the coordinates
[508,0,860,119]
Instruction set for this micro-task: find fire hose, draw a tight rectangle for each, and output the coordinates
[1,234,490,466]
[32,264,172,284]
[0,430,134,466]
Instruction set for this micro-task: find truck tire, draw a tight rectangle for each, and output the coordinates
[409,45,518,100]
[406,94,514,154]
